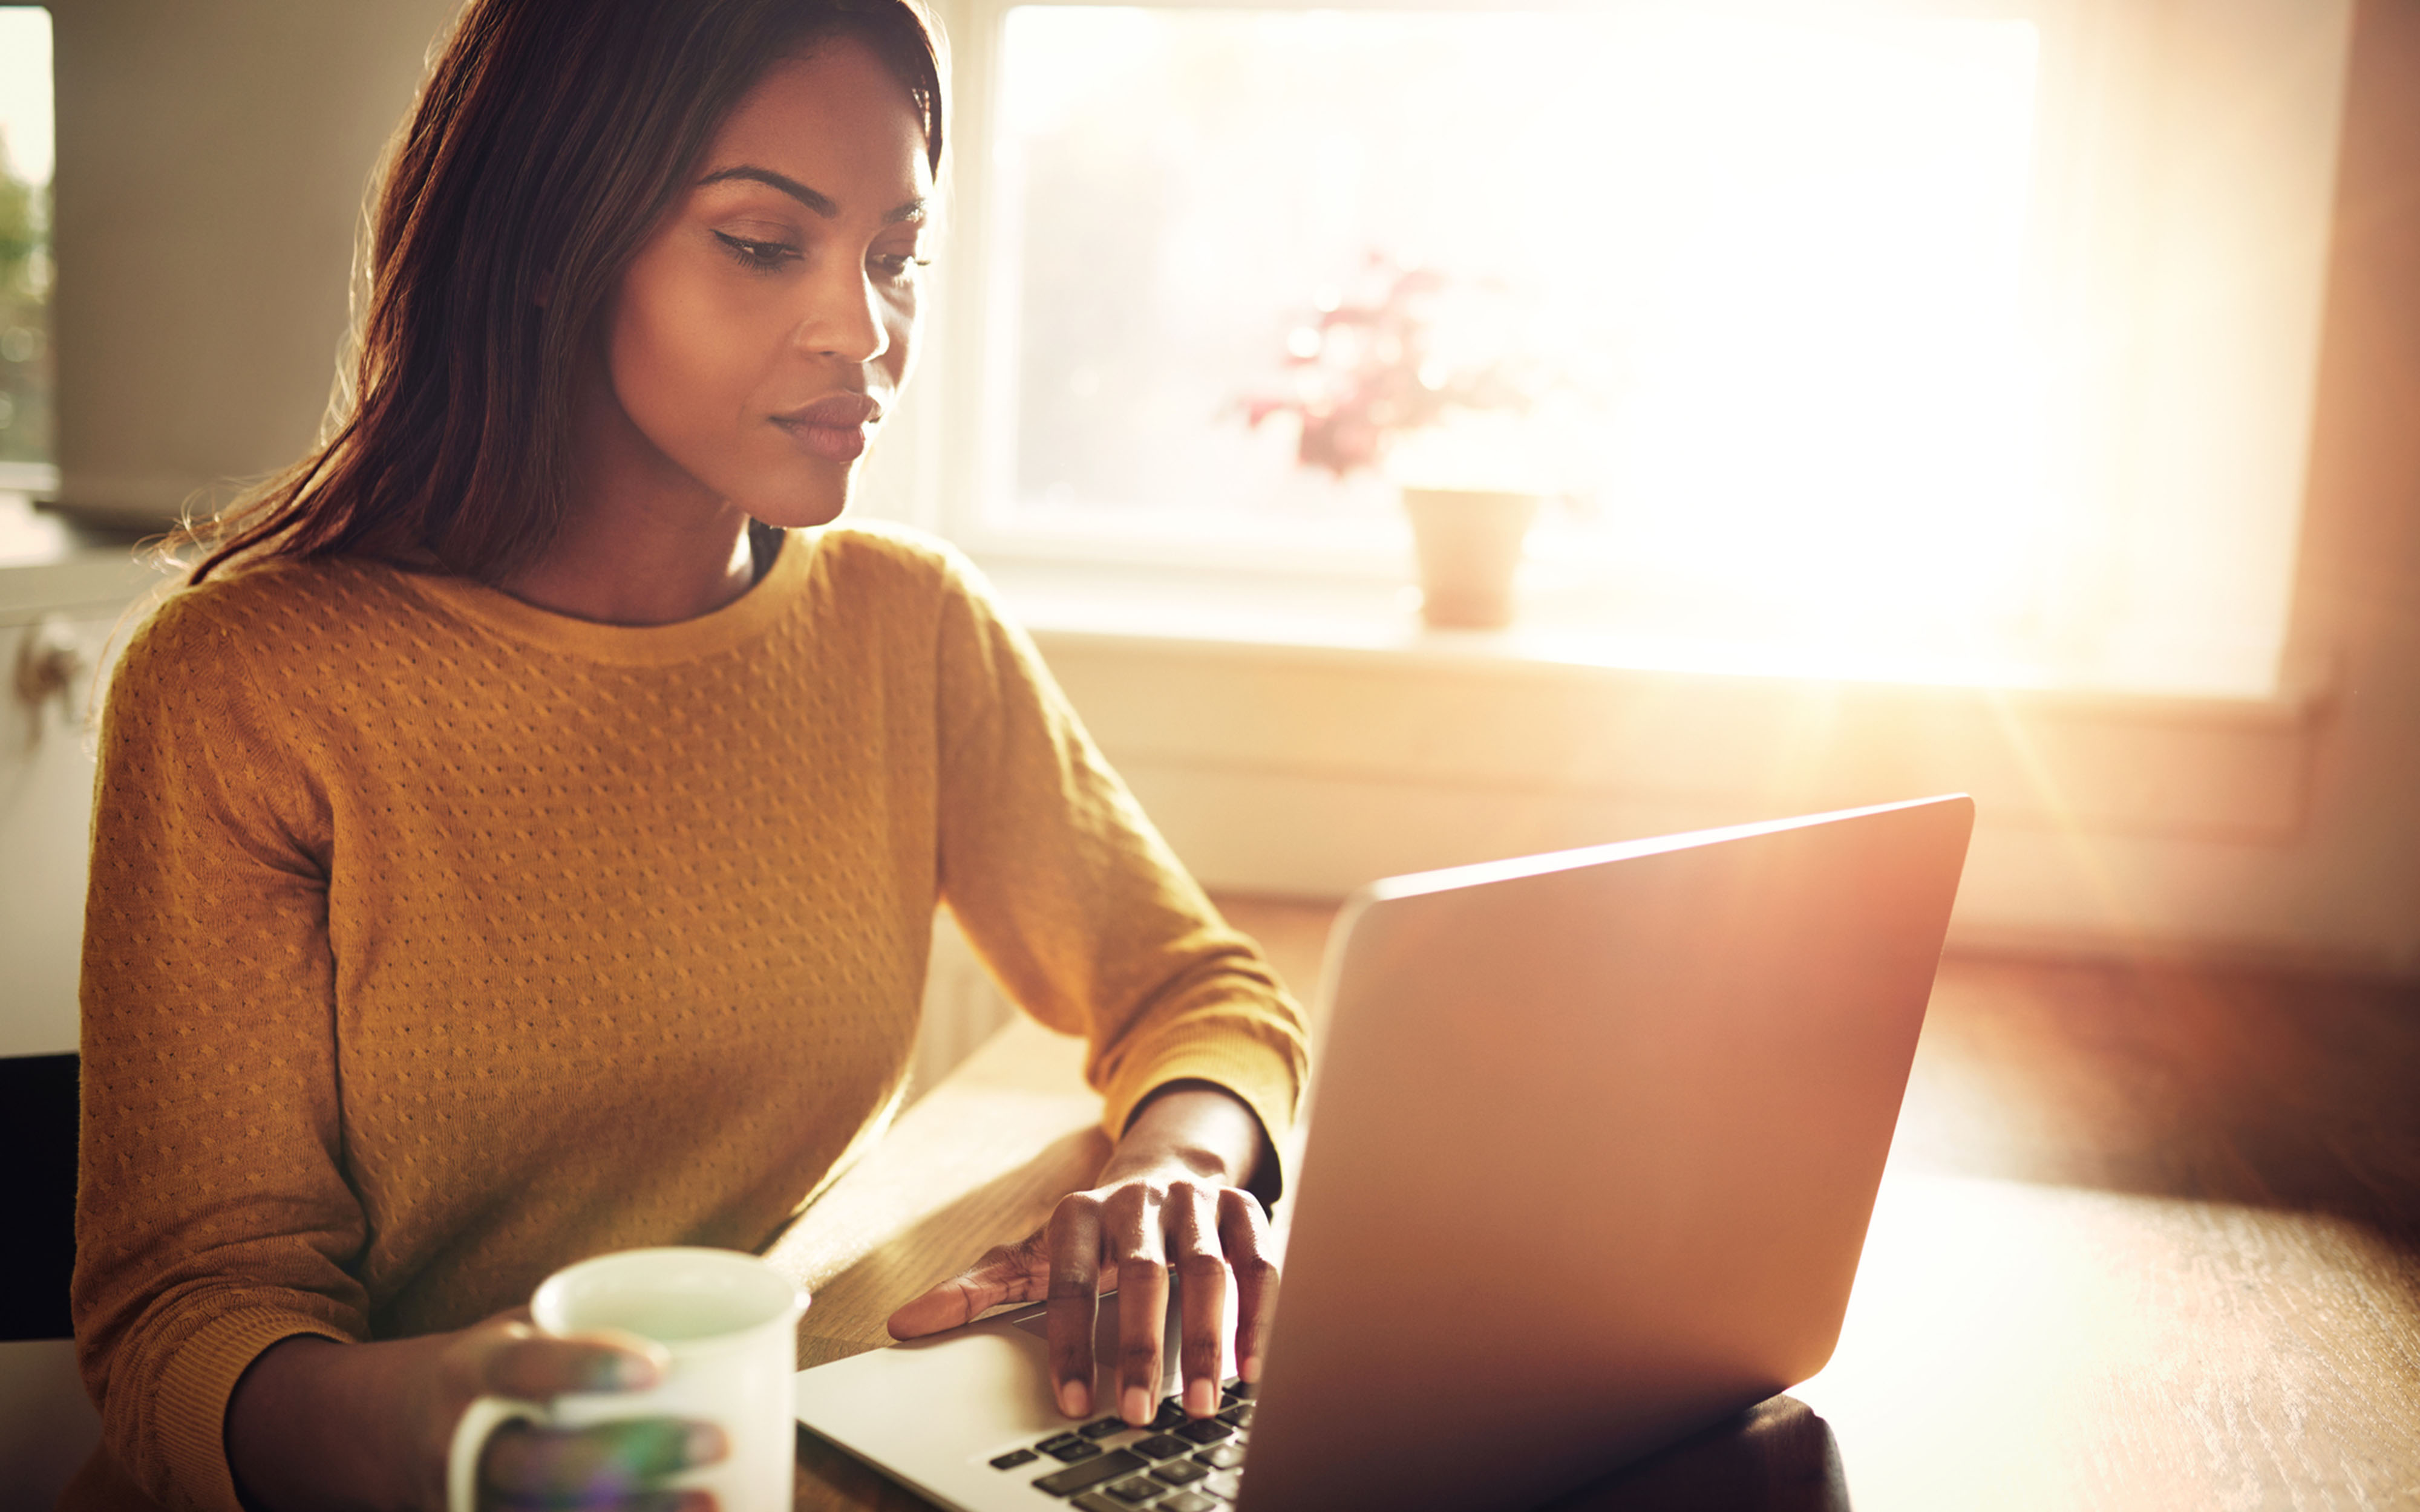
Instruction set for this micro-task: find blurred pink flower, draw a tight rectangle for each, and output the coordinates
[1241,254,1542,479]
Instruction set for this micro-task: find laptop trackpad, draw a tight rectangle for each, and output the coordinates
[1003,1280,1229,1392]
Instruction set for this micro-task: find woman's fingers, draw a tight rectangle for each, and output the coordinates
[480,1416,725,1505]
[1045,1196,1106,1418]
[1168,1181,1231,1418]
[480,1326,667,1400]
[598,1496,714,1512]
[1217,1188,1280,1383]
[920,1171,1282,1426]
[1108,1183,1171,1425]
[446,1321,711,1510]
[886,1235,1048,1340]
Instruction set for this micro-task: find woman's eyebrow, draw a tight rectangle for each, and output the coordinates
[701,165,837,214]
[699,165,927,223]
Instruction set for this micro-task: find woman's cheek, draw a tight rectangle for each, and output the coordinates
[883,300,921,389]
[615,297,741,455]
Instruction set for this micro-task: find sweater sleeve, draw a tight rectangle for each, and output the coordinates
[73,593,367,1512]
[929,552,1310,1195]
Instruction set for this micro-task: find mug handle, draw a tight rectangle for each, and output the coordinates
[447,1394,546,1512]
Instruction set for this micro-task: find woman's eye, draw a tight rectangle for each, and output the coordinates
[871,252,932,285]
[712,231,799,272]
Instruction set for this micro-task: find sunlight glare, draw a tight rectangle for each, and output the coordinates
[997,4,2051,676]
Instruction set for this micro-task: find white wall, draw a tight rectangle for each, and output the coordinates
[1008,625,2340,962]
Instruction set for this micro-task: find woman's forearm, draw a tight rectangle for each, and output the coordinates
[226,1334,441,1512]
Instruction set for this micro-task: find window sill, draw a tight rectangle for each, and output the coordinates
[980,557,2328,735]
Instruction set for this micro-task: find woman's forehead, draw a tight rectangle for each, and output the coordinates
[705,38,933,202]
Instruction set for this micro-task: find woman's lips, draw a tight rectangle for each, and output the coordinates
[773,394,881,463]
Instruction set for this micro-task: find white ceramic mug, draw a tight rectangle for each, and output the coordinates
[446,1246,809,1512]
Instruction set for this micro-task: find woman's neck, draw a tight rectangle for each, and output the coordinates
[499,363,764,627]
[502,498,760,627]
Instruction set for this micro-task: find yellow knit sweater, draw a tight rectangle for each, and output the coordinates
[71,523,1308,1512]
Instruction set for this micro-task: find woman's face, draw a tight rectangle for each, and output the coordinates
[600,36,933,529]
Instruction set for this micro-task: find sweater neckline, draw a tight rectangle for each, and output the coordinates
[391,527,817,666]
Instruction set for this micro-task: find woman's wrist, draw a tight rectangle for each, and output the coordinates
[1108,1080,1272,1193]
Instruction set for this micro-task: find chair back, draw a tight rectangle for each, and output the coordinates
[0,1052,78,1341]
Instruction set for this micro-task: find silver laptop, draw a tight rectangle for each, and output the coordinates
[794,795,1975,1512]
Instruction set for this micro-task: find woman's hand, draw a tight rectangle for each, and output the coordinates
[437,1317,728,1512]
[227,1312,727,1512]
[886,1081,1280,1426]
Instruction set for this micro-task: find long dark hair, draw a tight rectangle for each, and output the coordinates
[175,0,944,586]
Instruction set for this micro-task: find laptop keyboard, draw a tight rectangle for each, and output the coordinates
[989,1380,1256,1510]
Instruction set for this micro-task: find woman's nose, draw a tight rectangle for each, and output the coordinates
[794,261,888,364]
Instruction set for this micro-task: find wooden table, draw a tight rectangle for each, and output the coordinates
[770,899,2420,1510]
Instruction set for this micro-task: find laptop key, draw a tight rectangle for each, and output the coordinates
[1223,1381,1256,1402]
[1131,1435,1194,1461]
[1160,1494,1220,1512]
[1173,1419,1233,1445]
[1034,1449,1147,1496]
[1150,1459,1209,1485]
[1071,1494,1133,1512]
[1215,1403,1252,1428]
[1194,1444,1246,1470]
[1045,1439,1104,1464]
[1201,1473,1241,1501]
[1081,1418,1129,1439]
[1037,1433,1084,1453]
[1106,1477,1165,1504]
[1150,1398,1188,1430]
[990,1448,1041,1470]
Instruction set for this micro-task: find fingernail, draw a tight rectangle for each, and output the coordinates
[684,1422,728,1466]
[1185,1379,1215,1417]
[1059,1380,1090,1417]
[1240,1356,1261,1383]
[1122,1385,1151,1424]
[589,1353,654,1390]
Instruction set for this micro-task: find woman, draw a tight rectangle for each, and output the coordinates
[68,2,1307,1508]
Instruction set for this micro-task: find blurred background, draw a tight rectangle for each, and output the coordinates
[4,1,2420,1504]
[9,0,2415,994]
[1,0,2410,956]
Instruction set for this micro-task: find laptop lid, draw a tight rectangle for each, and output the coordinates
[1232,794,1972,1512]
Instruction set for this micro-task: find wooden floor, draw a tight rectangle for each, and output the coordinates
[781,896,2420,1510]
[1897,952,2420,1233]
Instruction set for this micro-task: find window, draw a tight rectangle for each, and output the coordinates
[921,0,2354,697]
[0,5,52,485]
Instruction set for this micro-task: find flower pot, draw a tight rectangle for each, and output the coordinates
[1400,486,1542,630]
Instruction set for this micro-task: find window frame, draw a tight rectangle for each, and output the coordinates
[892,0,2354,699]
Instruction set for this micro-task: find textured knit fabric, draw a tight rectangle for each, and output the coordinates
[71,523,1309,1512]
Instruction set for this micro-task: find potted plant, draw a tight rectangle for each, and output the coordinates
[1243,256,1560,629]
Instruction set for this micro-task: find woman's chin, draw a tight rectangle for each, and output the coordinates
[741,481,855,532]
